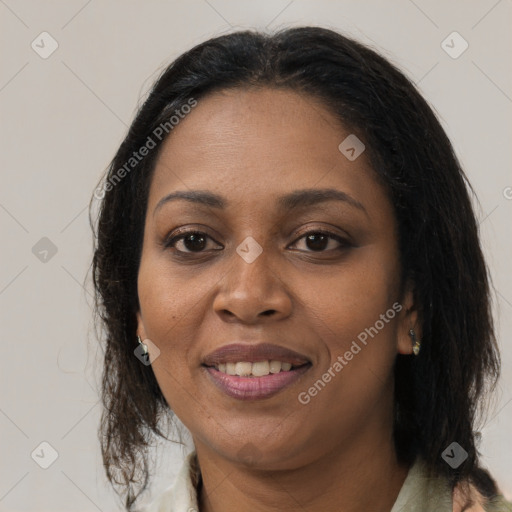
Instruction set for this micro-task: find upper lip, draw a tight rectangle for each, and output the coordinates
[202,343,311,366]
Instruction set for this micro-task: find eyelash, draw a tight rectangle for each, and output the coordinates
[164,228,351,256]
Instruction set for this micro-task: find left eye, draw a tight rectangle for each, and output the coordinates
[290,231,349,252]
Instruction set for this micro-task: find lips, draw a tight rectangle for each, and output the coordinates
[201,343,312,401]
[204,364,311,400]
[202,343,311,366]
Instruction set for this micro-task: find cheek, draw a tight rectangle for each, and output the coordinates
[299,246,399,345]
[137,253,221,411]
[137,248,214,341]
[293,247,400,411]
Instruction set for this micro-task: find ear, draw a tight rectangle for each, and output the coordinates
[396,279,422,355]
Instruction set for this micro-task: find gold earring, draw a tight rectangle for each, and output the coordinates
[409,329,421,356]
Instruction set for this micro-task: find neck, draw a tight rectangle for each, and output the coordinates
[195,429,410,512]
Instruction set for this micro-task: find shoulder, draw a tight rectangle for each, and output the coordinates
[452,481,512,512]
[393,457,511,512]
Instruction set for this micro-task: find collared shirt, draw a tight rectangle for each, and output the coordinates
[142,451,512,512]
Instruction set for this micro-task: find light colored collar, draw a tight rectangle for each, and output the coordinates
[143,450,200,512]
[390,457,452,512]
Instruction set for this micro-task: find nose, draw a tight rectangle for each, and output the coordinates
[212,247,293,324]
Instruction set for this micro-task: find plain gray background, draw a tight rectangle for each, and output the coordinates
[1,1,511,510]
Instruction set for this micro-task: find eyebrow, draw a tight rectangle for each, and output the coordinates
[153,188,368,217]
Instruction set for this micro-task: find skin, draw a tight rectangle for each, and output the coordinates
[136,87,422,512]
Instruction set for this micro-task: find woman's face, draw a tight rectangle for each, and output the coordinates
[137,87,418,469]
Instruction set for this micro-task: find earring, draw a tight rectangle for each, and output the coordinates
[409,329,421,356]
[137,335,149,356]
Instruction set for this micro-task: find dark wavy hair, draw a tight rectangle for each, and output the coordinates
[89,26,501,510]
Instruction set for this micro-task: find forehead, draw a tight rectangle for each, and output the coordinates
[148,87,390,220]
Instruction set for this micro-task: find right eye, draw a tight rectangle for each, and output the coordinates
[164,230,222,255]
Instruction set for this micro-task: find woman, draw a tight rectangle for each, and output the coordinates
[90,27,512,512]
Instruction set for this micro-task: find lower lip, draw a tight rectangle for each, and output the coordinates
[203,364,312,401]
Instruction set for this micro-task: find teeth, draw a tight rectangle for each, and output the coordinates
[215,360,299,376]
[269,360,282,374]
[252,361,269,377]
[235,362,252,376]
